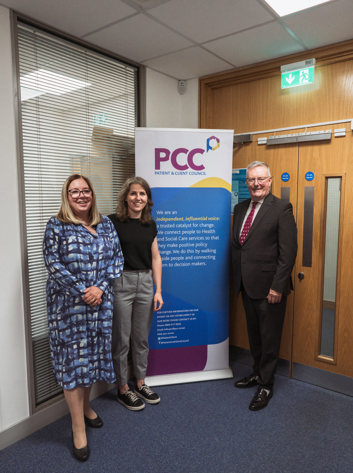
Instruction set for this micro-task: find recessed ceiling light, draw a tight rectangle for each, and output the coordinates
[121,0,171,8]
[20,69,90,101]
[264,0,332,17]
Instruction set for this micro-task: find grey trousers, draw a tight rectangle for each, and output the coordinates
[112,270,154,387]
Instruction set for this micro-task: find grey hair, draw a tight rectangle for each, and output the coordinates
[246,161,271,177]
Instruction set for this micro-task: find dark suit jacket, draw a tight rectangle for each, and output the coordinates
[232,193,297,299]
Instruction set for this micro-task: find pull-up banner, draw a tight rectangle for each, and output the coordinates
[135,128,234,385]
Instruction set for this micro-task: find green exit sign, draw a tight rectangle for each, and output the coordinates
[281,66,315,89]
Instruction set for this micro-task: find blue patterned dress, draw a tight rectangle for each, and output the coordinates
[43,215,124,390]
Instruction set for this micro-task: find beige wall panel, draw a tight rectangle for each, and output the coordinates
[201,40,353,133]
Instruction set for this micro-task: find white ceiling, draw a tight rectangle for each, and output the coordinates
[1,0,353,80]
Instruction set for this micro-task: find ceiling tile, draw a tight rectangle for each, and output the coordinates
[283,0,353,49]
[1,0,137,37]
[143,46,233,79]
[204,21,306,68]
[85,13,192,62]
[3,0,353,80]
[149,0,275,43]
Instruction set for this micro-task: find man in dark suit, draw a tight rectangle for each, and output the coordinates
[232,161,297,411]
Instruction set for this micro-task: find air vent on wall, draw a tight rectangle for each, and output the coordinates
[234,134,253,144]
[267,130,331,145]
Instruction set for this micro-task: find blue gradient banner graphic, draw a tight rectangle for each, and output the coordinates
[150,187,230,349]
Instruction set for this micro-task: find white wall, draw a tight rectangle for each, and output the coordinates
[0,5,30,432]
[0,5,199,439]
[145,68,198,129]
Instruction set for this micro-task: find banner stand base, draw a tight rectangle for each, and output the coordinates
[145,367,234,387]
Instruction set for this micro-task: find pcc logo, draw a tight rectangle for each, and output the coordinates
[155,136,220,172]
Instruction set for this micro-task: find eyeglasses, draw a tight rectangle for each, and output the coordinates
[246,177,270,184]
[68,189,92,198]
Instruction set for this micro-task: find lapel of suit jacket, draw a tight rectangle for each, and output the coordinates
[243,193,274,243]
[234,199,250,244]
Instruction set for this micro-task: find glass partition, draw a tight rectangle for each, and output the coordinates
[320,177,341,358]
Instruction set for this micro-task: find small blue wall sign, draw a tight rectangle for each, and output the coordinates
[305,172,315,181]
[281,172,290,182]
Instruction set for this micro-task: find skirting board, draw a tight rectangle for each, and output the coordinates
[146,367,234,387]
[292,363,353,397]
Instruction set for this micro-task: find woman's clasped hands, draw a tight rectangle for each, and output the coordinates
[82,286,103,307]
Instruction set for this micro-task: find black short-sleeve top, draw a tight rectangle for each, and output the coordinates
[108,214,157,270]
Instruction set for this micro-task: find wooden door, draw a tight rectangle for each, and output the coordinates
[293,131,353,378]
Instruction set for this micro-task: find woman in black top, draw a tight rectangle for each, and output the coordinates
[109,176,163,410]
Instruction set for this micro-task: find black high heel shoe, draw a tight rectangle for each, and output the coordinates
[84,414,103,428]
[72,432,90,462]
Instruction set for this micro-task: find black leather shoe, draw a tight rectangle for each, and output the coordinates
[72,433,90,462]
[234,374,259,388]
[249,387,273,411]
[84,414,103,428]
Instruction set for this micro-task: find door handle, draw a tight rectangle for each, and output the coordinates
[298,272,305,280]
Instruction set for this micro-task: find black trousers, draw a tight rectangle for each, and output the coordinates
[241,289,287,387]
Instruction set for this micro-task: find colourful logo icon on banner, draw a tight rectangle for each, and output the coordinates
[206,136,220,152]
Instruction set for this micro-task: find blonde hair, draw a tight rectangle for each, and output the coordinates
[115,176,153,224]
[57,174,101,226]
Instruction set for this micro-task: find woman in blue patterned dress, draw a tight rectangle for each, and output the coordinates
[43,174,124,462]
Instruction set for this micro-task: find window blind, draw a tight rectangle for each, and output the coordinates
[17,21,139,406]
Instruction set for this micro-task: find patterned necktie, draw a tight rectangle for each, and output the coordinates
[239,201,257,245]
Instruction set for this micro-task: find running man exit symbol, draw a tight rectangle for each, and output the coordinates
[281,66,314,89]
